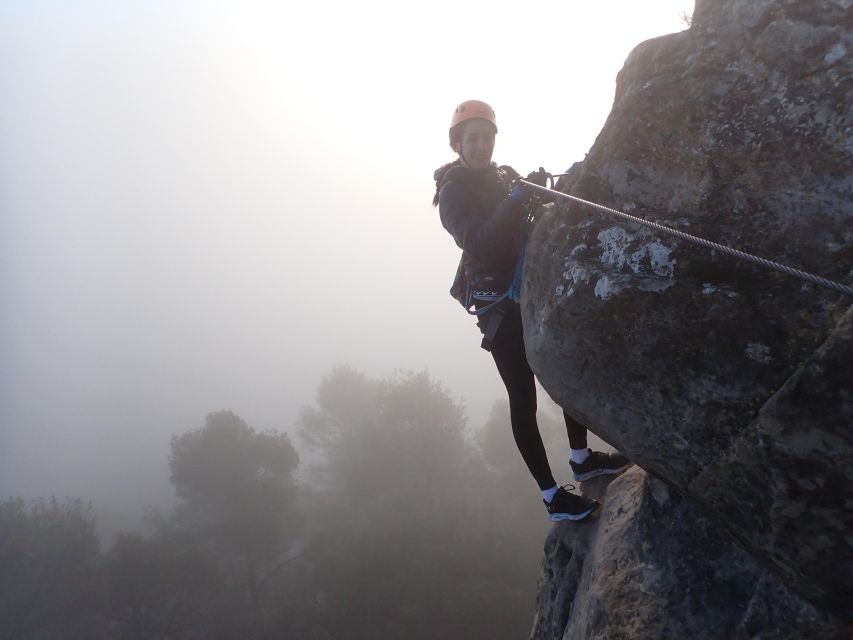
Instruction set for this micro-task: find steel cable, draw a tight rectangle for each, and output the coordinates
[518,179,853,298]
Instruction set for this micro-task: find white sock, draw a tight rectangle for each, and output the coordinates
[571,448,590,464]
[542,485,559,503]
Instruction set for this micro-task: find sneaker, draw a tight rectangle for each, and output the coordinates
[570,449,631,482]
[544,485,601,522]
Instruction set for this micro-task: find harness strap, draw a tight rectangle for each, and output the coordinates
[480,302,506,351]
[467,290,510,315]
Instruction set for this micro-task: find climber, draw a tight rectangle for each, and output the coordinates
[433,99,631,522]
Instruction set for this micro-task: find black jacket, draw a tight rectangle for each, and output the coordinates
[434,161,527,300]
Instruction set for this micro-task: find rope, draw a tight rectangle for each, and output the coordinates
[518,179,853,298]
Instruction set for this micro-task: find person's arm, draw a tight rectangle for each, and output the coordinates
[438,180,526,269]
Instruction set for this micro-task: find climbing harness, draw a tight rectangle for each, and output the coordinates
[465,212,535,351]
[465,213,532,315]
[518,178,853,299]
[461,207,535,351]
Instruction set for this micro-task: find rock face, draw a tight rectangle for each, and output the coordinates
[523,0,852,629]
[529,470,847,640]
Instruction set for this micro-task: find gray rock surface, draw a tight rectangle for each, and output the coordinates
[529,469,848,640]
[523,0,852,621]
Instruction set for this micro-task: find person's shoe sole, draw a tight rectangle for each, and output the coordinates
[573,462,632,482]
[549,502,602,522]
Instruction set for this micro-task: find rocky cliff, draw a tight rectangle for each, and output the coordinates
[523,0,852,636]
[530,470,847,640]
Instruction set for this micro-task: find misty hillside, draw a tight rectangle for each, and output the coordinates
[1,369,597,639]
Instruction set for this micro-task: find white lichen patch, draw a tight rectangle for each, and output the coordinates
[700,282,738,297]
[745,343,774,364]
[597,227,676,277]
[824,42,846,64]
[561,263,591,284]
[593,273,640,300]
[636,277,676,294]
[559,252,592,299]
[557,228,679,301]
[648,242,676,277]
[599,227,634,269]
[556,271,585,298]
[594,275,619,300]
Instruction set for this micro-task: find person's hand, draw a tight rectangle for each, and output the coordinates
[510,167,552,204]
[510,183,530,203]
[522,167,556,204]
[526,167,549,188]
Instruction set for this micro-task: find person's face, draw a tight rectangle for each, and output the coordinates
[457,118,495,170]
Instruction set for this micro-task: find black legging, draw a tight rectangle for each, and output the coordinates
[485,302,588,490]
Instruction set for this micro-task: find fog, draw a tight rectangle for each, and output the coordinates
[1,1,693,534]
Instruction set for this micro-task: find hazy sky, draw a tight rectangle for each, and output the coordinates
[1,0,693,531]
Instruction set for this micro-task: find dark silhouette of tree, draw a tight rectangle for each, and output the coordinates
[295,367,542,640]
[0,381,576,640]
[106,530,216,640]
[0,497,104,640]
[168,410,300,621]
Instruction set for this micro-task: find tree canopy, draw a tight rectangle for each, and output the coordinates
[294,367,543,640]
[169,410,300,615]
[3,370,558,640]
[0,497,103,640]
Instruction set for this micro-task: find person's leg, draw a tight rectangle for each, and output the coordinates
[489,306,556,491]
[561,389,632,482]
[564,411,588,451]
[483,304,601,522]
